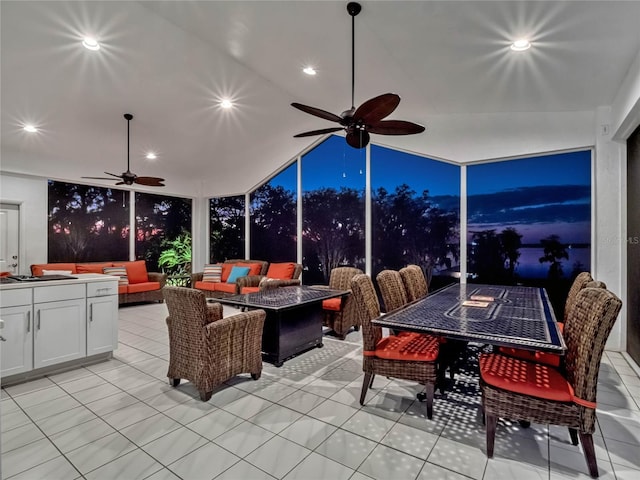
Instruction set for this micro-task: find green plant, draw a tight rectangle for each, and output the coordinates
[158,231,192,276]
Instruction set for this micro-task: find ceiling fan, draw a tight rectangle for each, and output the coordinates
[82,113,165,187]
[291,2,425,149]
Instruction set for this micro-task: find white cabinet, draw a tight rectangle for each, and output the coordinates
[0,304,33,376]
[0,288,33,377]
[33,298,86,369]
[87,281,118,355]
[0,276,119,382]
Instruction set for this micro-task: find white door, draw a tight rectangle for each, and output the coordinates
[0,204,20,274]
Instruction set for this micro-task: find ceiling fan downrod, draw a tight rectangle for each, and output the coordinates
[347,2,361,110]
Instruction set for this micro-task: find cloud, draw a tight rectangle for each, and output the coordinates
[468,185,590,224]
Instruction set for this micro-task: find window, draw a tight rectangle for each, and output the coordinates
[48,181,129,262]
[209,195,245,262]
[135,193,192,273]
[371,145,460,289]
[301,136,366,284]
[250,163,297,262]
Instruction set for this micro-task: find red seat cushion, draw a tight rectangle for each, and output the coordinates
[118,285,127,295]
[322,298,342,311]
[371,333,439,362]
[213,282,237,294]
[195,281,217,292]
[497,346,561,368]
[120,260,148,284]
[126,282,160,294]
[479,353,573,402]
[241,287,260,294]
[266,262,296,280]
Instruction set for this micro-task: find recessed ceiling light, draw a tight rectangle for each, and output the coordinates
[23,125,38,133]
[82,37,101,51]
[220,99,233,109]
[303,66,317,75]
[146,152,157,160]
[510,39,531,51]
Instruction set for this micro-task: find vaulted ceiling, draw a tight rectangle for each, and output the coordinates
[2,1,640,197]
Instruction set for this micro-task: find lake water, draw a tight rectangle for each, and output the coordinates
[514,246,591,279]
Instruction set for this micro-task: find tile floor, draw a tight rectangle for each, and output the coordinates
[2,302,640,480]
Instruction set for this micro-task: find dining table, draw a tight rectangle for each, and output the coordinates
[372,282,566,353]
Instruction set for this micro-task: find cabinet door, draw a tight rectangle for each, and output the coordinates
[34,299,86,369]
[0,305,33,376]
[87,295,118,355]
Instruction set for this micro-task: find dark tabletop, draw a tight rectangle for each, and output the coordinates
[214,285,348,311]
[373,283,565,353]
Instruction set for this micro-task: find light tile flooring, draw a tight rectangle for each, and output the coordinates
[2,302,640,480]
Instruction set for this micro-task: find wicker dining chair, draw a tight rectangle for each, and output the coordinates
[322,266,363,339]
[376,269,409,312]
[163,286,266,401]
[399,265,429,302]
[351,273,439,419]
[480,287,622,478]
[498,272,600,368]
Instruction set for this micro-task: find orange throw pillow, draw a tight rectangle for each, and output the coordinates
[120,260,148,284]
[237,262,263,276]
[266,262,296,280]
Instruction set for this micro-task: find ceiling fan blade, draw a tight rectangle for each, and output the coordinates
[81,176,122,181]
[103,172,123,178]
[294,127,344,138]
[346,129,370,149]
[368,120,426,135]
[134,176,165,187]
[291,103,342,123]
[353,93,400,123]
[115,182,126,185]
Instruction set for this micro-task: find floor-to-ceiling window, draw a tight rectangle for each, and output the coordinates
[301,136,366,284]
[209,195,245,262]
[371,145,460,289]
[467,150,592,316]
[250,163,297,263]
[47,180,129,262]
[135,192,192,274]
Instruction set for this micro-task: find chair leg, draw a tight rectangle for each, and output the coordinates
[486,414,498,457]
[369,374,375,388]
[171,378,180,387]
[578,432,599,478]
[424,383,435,419]
[360,372,373,405]
[569,427,579,446]
[251,372,261,380]
[199,390,212,402]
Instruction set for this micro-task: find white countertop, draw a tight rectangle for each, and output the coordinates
[0,273,119,291]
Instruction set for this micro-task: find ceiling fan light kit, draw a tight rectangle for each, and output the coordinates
[291,2,425,149]
[82,113,165,187]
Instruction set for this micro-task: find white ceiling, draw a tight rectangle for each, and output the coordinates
[2,1,640,197]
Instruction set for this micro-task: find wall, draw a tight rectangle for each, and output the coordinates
[0,173,48,275]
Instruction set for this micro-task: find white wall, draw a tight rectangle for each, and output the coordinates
[0,173,48,275]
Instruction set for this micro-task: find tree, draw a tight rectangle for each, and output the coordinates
[210,196,245,262]
[499,227,522,280]
[539,234,569,279]
[250,184,297,262]
[302,187,365,282]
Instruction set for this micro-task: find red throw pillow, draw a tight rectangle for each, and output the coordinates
[120,260,148,284]
[266,262,296,280]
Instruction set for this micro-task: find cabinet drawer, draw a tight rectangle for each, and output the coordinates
[87,281,119,298]
[33,284,85,303]
[0,288,32,307]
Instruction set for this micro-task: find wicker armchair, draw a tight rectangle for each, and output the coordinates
[237,263,303,294]
[163,286,265,401]
[351,274,439,419]
[480,287,622,478]
[399,265,429,302]
[322,266,363,339]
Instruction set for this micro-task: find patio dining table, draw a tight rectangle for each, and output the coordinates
[372,283,566,353]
